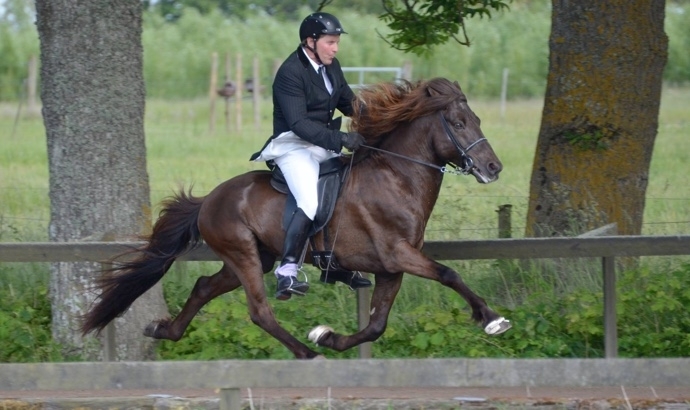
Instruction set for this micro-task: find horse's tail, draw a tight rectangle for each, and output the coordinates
[81,189,204,335]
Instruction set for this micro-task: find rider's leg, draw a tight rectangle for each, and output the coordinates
[273,149,321,300]
[274,208,313,300]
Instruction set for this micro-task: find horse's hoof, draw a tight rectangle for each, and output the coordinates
[143,322,160,338]
[308,325,334,346]
[484,317,511,335]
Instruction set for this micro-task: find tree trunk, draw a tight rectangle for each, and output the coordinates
[526,0,668,237]
[36,0,169,360]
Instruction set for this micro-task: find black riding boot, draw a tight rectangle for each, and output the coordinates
[320,270,372,289]
[275,208,312,300]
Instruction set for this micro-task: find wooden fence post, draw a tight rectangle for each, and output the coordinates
[208,52,218,133]
[27,55,38,114]
[579,223,618,358]
[252,56,261,130]
[357,281,372,359]
[234,53,243,132]
[497,204,512,238]
[602,255,617,358]
[224,53,232,133]
[500,68,509,119]
[219,387,241,410]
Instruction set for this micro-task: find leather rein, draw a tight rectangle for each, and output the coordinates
[359,112,487,176]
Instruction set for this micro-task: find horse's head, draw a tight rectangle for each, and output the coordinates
[350,77,502,183]
[427,79,502,183]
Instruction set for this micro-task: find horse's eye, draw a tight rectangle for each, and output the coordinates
[454,121,465,130]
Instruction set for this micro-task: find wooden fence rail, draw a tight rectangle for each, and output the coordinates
[2,234,690,359]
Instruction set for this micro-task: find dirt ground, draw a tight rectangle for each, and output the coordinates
[1,386,689,409]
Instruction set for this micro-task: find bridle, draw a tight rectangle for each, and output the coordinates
[359,111,488,176]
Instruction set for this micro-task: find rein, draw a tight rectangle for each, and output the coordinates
[358,112,488,176]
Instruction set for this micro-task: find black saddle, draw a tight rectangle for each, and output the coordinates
[269,157,347,236]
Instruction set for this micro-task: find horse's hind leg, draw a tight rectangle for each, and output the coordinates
[240,272,323,359]
[144,263,241,341]
[308,273,404,352]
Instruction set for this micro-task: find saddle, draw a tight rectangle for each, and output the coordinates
[269,157,350,272]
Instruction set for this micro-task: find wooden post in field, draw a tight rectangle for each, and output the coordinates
[578,223,618,358]
[224,53,232,133]
[401,61,413,81]
[500,68,509,120]
[497,204,512,238]
[208,52,219,133]
[235,53,243,132]
[357,282,372,359]
[252,56,261,130]
[27,55,38,114]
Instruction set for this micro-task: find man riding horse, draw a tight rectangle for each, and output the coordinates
[250,12,371,300]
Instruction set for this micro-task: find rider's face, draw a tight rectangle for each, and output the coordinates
[311,34,340,65]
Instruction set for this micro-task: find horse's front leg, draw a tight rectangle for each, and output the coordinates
[308,272,403,351]
[391,242,511,335]
[144,264,241,341]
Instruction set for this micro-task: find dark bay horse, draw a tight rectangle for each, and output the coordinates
[82,77,511,359]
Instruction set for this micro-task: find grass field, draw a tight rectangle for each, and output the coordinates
[4,87,689,242]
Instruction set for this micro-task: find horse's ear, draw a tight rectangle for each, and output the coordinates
[427,86,440,97]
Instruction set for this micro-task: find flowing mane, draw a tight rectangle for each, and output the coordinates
[349,77,464,141]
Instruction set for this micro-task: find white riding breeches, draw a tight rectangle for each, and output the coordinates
[273,141,339,220]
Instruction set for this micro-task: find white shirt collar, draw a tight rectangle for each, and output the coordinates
[301,46,323,73]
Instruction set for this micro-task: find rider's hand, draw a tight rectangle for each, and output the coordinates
[341,132,365,151]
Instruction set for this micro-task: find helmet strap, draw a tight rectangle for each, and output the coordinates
[304,37,323,65]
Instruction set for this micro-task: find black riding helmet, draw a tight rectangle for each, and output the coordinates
[299,12,347,42]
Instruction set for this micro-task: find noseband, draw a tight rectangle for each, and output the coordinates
[359,111,487,176]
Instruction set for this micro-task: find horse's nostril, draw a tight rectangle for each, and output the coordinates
[489,162,502,173]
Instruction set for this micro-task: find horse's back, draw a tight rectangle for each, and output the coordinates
[198,170,286,252]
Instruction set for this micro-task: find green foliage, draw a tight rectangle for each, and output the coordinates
[3,2,690,101]
[157,266,361,359]
[617,264,690,356]
[380,0,511,55]
[0,283,64,362]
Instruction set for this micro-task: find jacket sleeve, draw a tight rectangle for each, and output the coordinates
[273,64,345,152]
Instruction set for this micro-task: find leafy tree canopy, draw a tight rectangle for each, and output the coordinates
[379,0,511,55]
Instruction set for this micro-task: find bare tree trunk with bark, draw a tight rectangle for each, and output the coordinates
[526,0,668,237]
[36,0,169,360]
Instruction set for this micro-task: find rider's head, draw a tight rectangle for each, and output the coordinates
[299,12,347,66]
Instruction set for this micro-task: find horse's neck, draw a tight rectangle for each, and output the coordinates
[355,129,445,219]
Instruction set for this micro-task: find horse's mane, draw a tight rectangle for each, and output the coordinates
[349,77,464,142]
